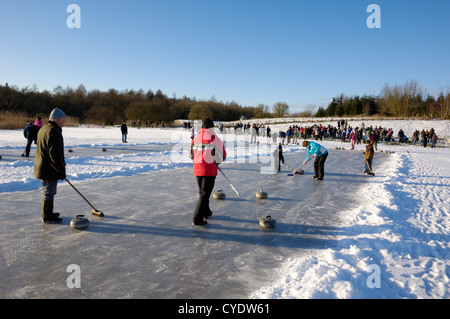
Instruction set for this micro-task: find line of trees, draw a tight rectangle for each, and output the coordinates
[316,80,449,119]
[315,95,379,118]
[1,79,448,126]
[0,84,260,125]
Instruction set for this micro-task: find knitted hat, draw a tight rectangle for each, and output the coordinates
[202,118,214,129]
[49,108,66,120]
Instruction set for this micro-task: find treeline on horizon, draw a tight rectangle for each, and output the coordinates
[316,80,449,120]
[0,80,448,127]
[0,84,258,126]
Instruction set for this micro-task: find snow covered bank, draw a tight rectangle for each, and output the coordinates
[250,145,449,298]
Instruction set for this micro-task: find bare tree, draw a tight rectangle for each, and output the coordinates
[273,102,289,118]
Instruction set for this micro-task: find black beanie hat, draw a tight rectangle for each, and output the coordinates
[202,118,214,129]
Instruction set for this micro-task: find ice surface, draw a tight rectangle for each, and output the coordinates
[0,120,449,299]
[0,149,369,298]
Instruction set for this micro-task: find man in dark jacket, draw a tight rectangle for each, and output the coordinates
[23,122,40,157]
[121,120,128,143]
[34,108,67,223]
[274,143,285,172]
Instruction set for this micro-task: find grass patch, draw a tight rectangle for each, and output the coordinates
[0,111,79,130]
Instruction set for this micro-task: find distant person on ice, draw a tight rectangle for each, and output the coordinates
[121,120,128,143]
[274,143,284,172]
[34,108,67,223]
[34,116,42,128]
[23,122,40,157]
[302,140,328,180]
[190,118,227,226]
[363,140,374,174]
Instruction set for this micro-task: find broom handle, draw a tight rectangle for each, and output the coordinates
[50,163,98,210]
[291,154,314,174]
[364,157,373,174]
[64,178,97,210]
[217,166,240,197]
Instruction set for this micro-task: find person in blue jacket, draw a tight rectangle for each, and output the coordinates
[302,140,328,180]
[23,122,40,157]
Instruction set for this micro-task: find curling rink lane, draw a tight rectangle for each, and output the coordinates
[0,147,390,298]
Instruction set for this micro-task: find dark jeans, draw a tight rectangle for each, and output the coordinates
[313,153,328,179]
[274,154,284,171]
[364,159,373,173]
[25,138,34,157]
[41,180,58,200]
[193,176,216,222]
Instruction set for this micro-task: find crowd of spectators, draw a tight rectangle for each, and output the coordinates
[224,119,440,148]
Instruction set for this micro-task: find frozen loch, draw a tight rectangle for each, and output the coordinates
[0,121,449,299]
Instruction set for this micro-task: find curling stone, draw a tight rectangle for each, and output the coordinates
[259,216,276,229]
[101,148,107,152]
[70,215,89,230]
[213,190,226,200]
[68,148,73,153]
[256,189,268,199]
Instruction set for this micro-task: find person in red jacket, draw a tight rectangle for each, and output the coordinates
[190,119,227,226]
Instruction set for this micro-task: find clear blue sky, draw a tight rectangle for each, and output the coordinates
[1,0,449,112]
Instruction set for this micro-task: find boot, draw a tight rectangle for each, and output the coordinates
[204,211,213,220]
[41,199,60,218]
[192,219,207,226]
[42,199,62,223]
